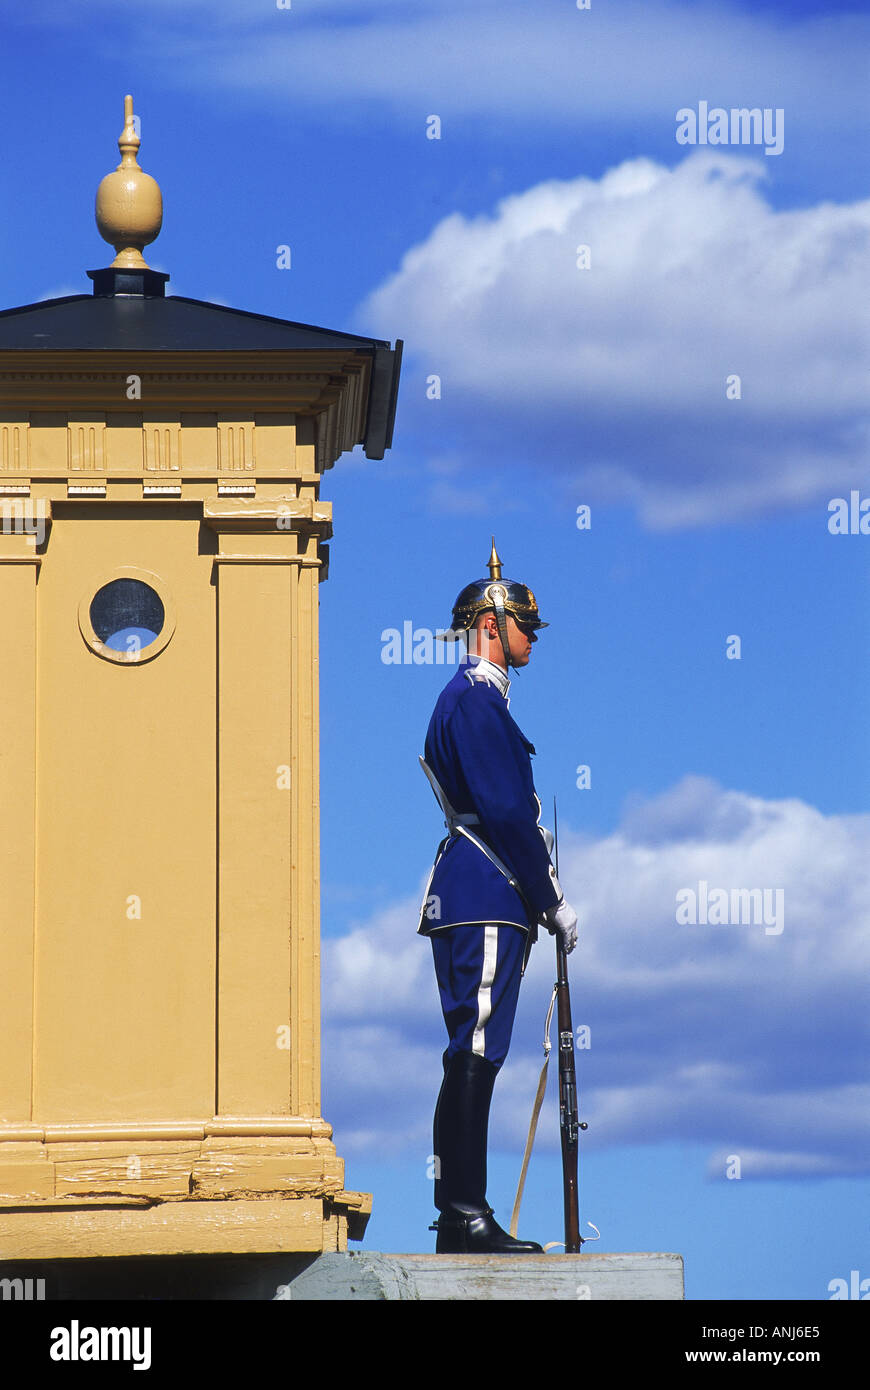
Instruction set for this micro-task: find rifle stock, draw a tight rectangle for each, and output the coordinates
[553,798,583,1252]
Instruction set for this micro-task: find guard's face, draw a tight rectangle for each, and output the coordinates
[507,614,538,666]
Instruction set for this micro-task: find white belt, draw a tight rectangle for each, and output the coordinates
[419,756,527,903]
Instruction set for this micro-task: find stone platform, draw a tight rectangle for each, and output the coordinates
[0,1250,684,1300]
[283,1251,684,1300]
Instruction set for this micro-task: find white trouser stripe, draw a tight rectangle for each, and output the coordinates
[472,925,500,1057]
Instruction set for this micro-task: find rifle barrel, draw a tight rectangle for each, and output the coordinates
[553,796,582,1252]
[556,938,581,1251]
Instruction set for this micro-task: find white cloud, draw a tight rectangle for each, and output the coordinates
[32,1,869,135]
[358,153,870,527]
[322,774,870,1178]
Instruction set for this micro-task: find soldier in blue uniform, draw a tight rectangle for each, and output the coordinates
[418,541,578,1253]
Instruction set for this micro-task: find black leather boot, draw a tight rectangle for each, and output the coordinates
[435,1205,544,1255]
[432,1048,543,1254]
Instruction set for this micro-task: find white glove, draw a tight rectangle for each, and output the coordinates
[544,897,578,954]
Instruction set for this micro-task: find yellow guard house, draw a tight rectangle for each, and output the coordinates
[0,98,401,1259]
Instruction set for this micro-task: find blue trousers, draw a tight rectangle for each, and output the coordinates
[431,923,527,1069]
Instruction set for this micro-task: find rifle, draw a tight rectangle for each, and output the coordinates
[553,797,587,1253]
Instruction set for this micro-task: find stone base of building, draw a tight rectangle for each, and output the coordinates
[0,1194,370,1263]
[0,1123,370,1259]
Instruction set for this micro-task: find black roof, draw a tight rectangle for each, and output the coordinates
[0,292,392,353]
[0,277,402,458]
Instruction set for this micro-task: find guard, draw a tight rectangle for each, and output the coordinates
[418,541,578,1254]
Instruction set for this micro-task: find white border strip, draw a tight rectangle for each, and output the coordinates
[472,925,499,1057]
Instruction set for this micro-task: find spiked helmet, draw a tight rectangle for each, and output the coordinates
[448,539,548,668]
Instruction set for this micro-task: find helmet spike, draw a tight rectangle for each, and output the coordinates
[487,537,503,581]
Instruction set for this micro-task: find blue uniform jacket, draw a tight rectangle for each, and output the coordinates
[418,656,561,935]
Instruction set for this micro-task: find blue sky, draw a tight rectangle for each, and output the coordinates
[3,0,869,1300]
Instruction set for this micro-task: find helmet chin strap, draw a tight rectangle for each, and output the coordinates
[486,584,514,669]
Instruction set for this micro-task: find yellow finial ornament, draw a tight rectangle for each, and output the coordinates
[95,95,163,270]
[487,537,503,581]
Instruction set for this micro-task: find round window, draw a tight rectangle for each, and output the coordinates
[78,568,176,663]
[90,579,165,653]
